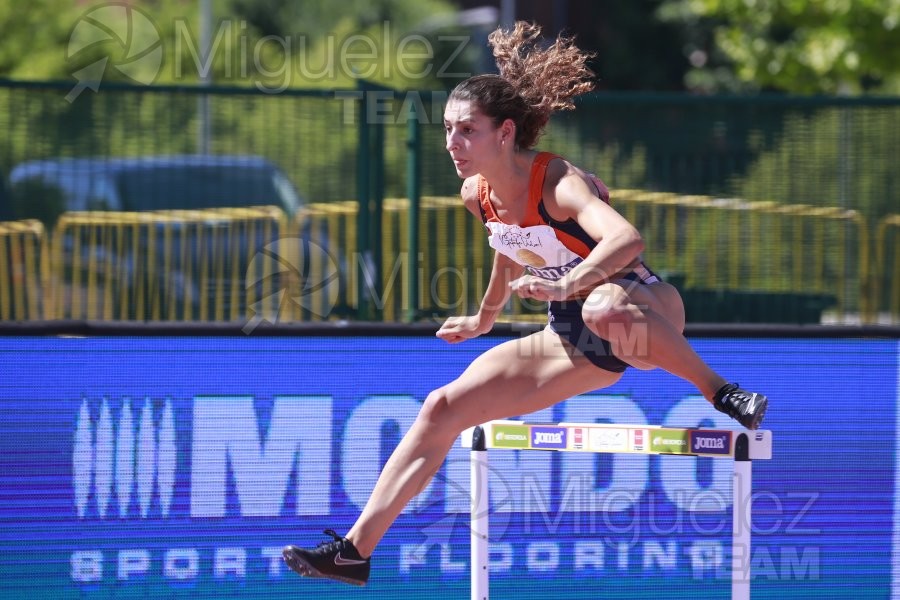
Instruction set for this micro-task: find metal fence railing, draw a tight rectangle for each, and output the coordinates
[46,207,286,321]
[0,219,46,320]
[1,201,897,324]
[611,191,869,322]
[876,215,900,323]
[300,195,884,325]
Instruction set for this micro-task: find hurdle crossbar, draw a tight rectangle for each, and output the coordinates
[460,420,773,600]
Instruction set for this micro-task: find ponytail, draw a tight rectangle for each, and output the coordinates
[449,22,595,149]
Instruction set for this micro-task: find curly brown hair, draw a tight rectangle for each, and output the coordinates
[449,21,595,149]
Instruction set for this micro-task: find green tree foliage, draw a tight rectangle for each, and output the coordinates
[563,2,695,91]
[0,0,461,90]
[660,0,900,94]
[0,0,81,79]
[733,106,899,217]
[655,0,900,228]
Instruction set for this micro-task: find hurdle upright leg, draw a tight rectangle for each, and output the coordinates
[470,425,489,600]
[732,432,752,600]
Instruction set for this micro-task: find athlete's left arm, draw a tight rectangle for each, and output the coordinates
[511,163,643,302]
[553,169,644,297]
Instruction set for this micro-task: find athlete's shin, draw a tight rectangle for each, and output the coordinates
[346,412,459,557]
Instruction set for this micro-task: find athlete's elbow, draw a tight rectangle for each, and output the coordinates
[618,227,644,257]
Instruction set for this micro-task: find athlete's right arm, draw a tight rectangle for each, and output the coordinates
[461,176,525,325]
[436,178,525,343]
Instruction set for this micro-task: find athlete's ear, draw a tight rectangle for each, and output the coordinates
[499,119,515,144]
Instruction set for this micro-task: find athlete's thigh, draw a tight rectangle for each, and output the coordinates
[438,327,622,430]
[621,280,686,331]
[583,280,686,370]
[587,279,685,332]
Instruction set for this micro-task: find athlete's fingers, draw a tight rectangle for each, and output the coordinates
[437,323,457,336]
[438,316,460,331]
[437,317,474,343]
[437,330,464,343]
[509,276,531,298]
[436,330,456,342]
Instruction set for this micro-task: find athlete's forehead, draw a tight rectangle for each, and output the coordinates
[443,99,487,125]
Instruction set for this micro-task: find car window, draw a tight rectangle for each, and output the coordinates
[117,165,300,215]
[10,166,121,212]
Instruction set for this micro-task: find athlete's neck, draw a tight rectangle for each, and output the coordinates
[480,150,537,209]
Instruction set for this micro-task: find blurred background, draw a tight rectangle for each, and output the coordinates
[0,0,897,326]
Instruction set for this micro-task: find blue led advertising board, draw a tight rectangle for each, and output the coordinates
[0,336,896,599]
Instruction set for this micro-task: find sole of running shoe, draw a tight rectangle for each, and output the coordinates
[282,546,367,587]
[746,396,768,430]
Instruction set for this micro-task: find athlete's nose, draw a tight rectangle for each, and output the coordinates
[445,130,460,153]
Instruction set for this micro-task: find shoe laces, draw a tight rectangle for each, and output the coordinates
[714,382,736,399]
[714,383,745,415]
[314,529,346,554]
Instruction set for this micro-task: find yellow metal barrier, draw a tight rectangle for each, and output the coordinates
[611,190,868,320]
[2,197,884,324]
[302,197,495,322]
[49,207,285,321]
[875,215,900,322]
[297,201,357,321]
[301,192,870,324]
[0,219,47,320]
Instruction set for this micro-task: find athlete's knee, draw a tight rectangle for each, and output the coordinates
[582,298,634,337]
[417,385,475,437]
[418,387,453,427]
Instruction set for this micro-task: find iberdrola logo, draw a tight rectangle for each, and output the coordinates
[66,3,163,102]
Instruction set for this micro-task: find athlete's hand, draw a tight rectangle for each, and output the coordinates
[436,315,491,344]
[509,275,567,302]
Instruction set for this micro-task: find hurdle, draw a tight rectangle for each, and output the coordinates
[460,420,773,600]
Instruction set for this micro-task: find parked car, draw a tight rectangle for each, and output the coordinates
[8,155,304,221]
[8,155,344,321]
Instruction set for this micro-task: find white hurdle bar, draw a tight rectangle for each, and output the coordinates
[460,420,773,600]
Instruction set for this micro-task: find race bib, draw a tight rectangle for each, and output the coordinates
[486,222,584,281]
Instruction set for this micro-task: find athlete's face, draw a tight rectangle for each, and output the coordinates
[443,99,505,178]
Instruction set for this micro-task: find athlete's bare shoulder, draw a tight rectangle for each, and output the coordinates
[543,155,591,192]
[461,175,483,219]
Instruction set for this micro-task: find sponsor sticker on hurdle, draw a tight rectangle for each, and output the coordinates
[531,426,567,450]
[569,427,585,450]
[689,430,732,456]
[492,424,530,448]
[588,427,627,452]
[630,428,648,452]
[650,429,690,454]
